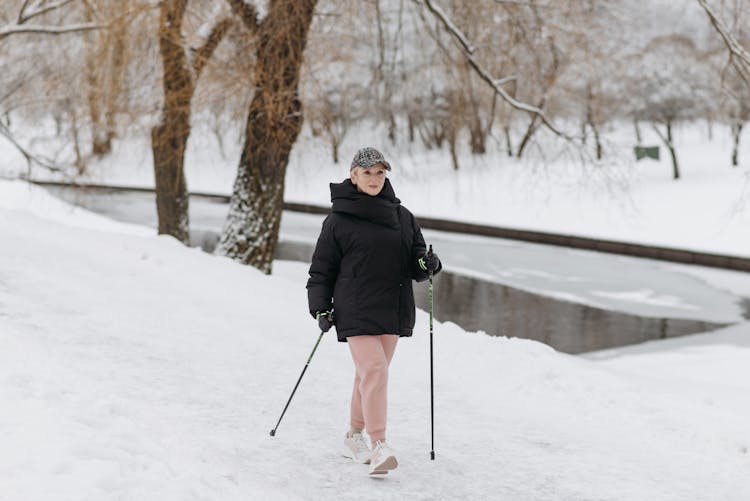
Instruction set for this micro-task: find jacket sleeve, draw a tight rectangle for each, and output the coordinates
[409,211,442,282]
[306,215,342,317]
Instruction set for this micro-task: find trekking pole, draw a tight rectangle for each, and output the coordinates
[428,244,435,460]
[270,331,325,437]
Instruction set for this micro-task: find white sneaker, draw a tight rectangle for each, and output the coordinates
[343,432,371,464]
[368,440,398,475]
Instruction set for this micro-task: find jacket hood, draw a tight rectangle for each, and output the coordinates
[329,178,400,228]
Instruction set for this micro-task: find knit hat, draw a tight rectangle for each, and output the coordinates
[350,147,392,171]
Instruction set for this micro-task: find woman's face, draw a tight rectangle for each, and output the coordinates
[351,164,387,196]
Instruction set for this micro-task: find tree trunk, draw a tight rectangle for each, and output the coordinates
[448,123,460,170]
[217,0,317,274]
[332,136,339,164]
[516,117,539,158]
[388,112,397,145]
[580,120,587,145]
[469,117,486,155]
[467,93,487,155]
[593,123,602,160]
[151,0,192,243]
[651,121,679,179]
[504,125,513,157]
[102,22,127,153]
[70,104,86,175]
[84,2,104,156]
[587,116,602,160]
[633,119,642,144]
[732,122,743,167]
[152,118,191,243]
[151,0,230,244]
[516,98,545,158]
[666,121,679,179]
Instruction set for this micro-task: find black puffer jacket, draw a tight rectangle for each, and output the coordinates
[307,178,442,342]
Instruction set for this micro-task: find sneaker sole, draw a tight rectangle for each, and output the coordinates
[368,455,397,475]
[343,452,371,464]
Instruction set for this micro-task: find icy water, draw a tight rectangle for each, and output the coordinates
[44,186,740,353]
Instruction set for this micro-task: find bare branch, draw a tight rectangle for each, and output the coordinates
[420,0,475,54]
[18,0,76,24]
[494,75,517,86]
[0,123,68,173]
[193,18,234,78]
[226,0,259,32]
[416,0,570,139]
[18,0,34,23]
[0,23,102,41]
[651,123,670,147]
[696,0,750,86]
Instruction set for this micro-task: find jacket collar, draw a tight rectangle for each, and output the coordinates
[330,178,400,228]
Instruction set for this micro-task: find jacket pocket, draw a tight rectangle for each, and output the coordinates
[399,281,416,330]
[333,277,357,331]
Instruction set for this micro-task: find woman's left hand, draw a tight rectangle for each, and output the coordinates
[418,251,440,272]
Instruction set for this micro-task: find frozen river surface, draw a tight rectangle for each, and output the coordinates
[46,187,749,327]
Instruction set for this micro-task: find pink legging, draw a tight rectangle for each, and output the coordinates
[347,334,399,443]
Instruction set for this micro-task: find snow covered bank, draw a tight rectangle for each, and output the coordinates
[3,122,748,258]
[1,179,749,500]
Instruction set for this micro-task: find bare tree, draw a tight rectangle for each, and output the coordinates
[301,2,370,165]
[628,35,715,179]
[151,1,234,243]
[217,0,317,274]
[698,0,750,166]
[83,0,130,157]
[0,0,103,172]
[308,83,366,164]
[413,0,570,143]
[556,1,627,160]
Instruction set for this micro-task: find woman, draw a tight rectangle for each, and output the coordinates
[306,147,442,475]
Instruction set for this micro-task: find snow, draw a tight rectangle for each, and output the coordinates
[2,179,750,500]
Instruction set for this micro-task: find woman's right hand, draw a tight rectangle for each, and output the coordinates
[315,310,335,333]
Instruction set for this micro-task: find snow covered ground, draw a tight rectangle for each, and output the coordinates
[2,179,749,500]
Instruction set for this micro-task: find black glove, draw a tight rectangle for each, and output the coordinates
[315,310,335,333]
[418,251,440,273]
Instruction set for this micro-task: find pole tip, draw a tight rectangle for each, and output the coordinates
[430,451,435,460]
[270,429,276,437]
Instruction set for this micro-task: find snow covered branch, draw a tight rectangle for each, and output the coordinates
[415,0,570,139]
[420,0,475,54]
[696,0,750,87]
[0,22,101,40]
[2,0,102,41]
[18,0,76,24]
